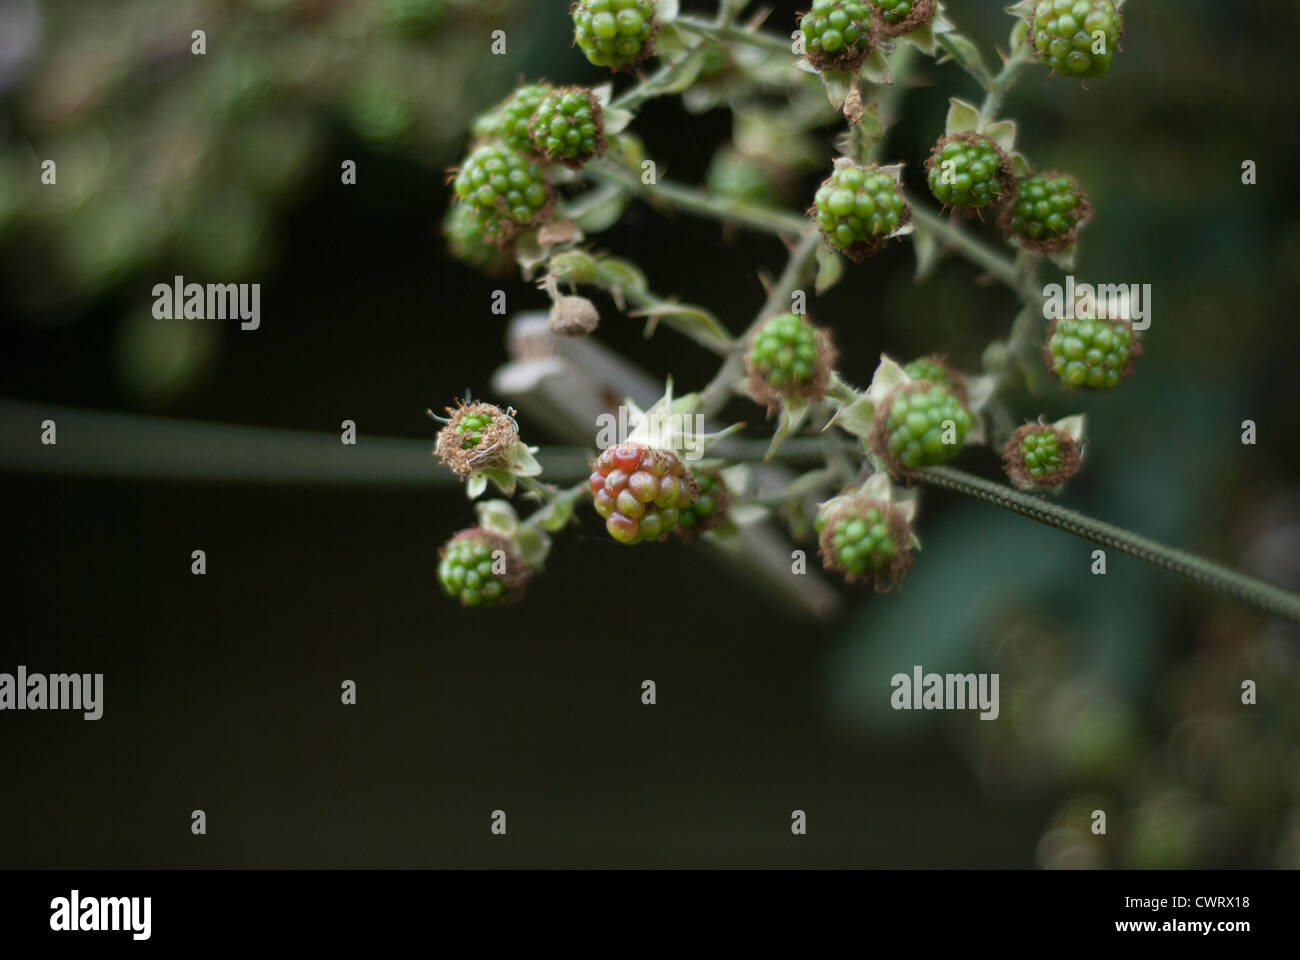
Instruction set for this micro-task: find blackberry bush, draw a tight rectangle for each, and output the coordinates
[589,443,698,544]
[430,0,1300,640]
[924,132,1014,212]
[799,0,879,72]
[572,0,657,70]
[438,528,529,607]
[745,312,837,412]
[528,87,606,168]
[999,171,1092,253]
[1044,314,1140,390]
[811,161,909,261]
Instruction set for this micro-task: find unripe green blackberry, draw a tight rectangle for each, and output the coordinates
[811,162,909,261]
[434,400,520,476]
[473,83,552,153]
[589,443,698,544]
[868,0,936,37]
[1044,314,1140,390]
[572,0,657,71]
[1028,0,1121,79]
[924,132,1014,212]
[998,171,1092,253]
[442,203,504,272]
[902,354,968,404]
[452,143,553,245]
[706,148,780,207]
[438,528,529,607]
[528,87,606,168]
[871,381,973,474]
[745,312,838,412]
[815,495,915,589]
[799,0,879,72]
[674,468,731,541]
[1002,421,1082,491]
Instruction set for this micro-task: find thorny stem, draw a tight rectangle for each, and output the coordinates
[916,466,1300,625]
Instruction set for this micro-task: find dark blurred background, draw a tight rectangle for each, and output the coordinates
[1,0,1298,867]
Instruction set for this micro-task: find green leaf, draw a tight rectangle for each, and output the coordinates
[660,49,709,95]
[655,21,689,53]
[475,499,520,537]
[938,32,990,86]
[765,399,811,461]
[1009,150,1032,178]
[513,525,551,570]
[821,69,854,109]
[981,118,1017,151]
[901,22,937,56]
[860,47,892,84]
[912,227,939,283]
[1048,243,1078,272]
[815,242,844,294]
[629,300,733,352]
[945,97,980,136]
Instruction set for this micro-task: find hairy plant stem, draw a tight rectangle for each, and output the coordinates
[674,15,795,56]
[915,466,1300,625]
[698,228,822,418]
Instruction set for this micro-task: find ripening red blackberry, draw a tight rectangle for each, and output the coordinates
[589,443,698,544]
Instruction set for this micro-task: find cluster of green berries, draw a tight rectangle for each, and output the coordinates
[1045,314,1138,390]
[868,0,935,36]
[453,407,494,449]
[815,497,914,589]
[999,172,1091,253]
[675,469,729,539]
[452,143,551,245]
[1002,422,1081,490]
[1028,0,1121,78]
[572,0,657,70]
[442,203,502,272]
[925,133,1013,211]
[529,88,605,167]
[872,381,973,473]
[812,162,908,260]
[438,529,526,607]
[474,83,552,153]
[1018,429,1062,479]
[745,312,833,410]
[799,0,878,70]
[590,444,698,544]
